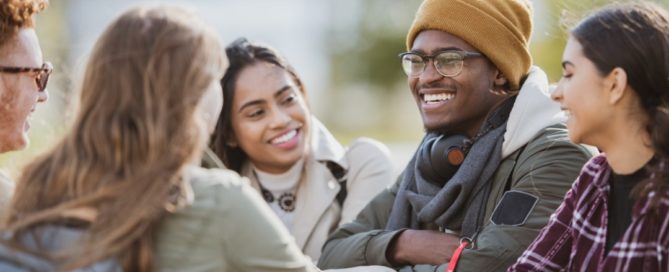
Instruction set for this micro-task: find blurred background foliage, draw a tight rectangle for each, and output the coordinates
[2,0,669,176]
[323,0,668,145]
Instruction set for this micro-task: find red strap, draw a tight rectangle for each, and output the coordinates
[446,240,469,272]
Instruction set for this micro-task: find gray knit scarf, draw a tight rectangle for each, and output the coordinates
[386,98,514,238]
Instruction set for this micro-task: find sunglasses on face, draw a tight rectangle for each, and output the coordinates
[0,62,53,92]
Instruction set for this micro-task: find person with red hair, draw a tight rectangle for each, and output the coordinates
[0,0,50,214]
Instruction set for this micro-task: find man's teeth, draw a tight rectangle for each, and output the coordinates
[424,93,455,103]
[271,129,297,144]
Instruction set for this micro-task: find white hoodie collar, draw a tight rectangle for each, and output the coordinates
[502,66,565,158]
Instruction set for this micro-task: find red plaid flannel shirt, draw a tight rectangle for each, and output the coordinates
[508,154,669,272]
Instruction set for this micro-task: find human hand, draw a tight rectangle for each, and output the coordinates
[388,229,460,266]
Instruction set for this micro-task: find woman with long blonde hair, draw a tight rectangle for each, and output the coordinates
[0,5,315,272]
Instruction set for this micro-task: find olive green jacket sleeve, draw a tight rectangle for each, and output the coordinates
[318,177,403,269]
[455,126,594,272]
[156,167,318,272]
[319,126,595,272]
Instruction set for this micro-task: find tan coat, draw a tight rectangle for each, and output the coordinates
[240,119,394,261]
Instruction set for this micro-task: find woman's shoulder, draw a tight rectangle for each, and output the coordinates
[185,166,254,208]
[578,154,610,183]
[567,154,610,197]
[345,137,392,163]
[188,166,245,189]
[343,137,394,185]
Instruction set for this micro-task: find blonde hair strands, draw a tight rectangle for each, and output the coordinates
[2,5,226,270]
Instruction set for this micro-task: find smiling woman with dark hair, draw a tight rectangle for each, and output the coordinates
[0,6,318,272]
[510,2,669,271]
[209,38,394,261]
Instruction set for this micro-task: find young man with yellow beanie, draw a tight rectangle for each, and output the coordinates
[318,0,595,271]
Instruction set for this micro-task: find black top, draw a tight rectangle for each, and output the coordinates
[605,165,648,253]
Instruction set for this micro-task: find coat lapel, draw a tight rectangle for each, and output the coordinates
[290,158,340,249]
[238,116,349,251]
[240,163,261,191]
[291,117,347,250]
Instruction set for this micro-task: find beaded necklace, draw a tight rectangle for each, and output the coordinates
[252,161,306,212]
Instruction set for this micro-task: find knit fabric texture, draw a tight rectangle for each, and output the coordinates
[406,0,533,91]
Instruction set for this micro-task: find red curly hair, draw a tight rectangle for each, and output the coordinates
[0,0,48,46]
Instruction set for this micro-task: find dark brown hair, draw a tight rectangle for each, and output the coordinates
[572,1,669,208]
[210,38,306,172]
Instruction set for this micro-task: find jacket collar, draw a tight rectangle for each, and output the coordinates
[240,116,346,250]
[310,117,347,169]
[502,66,564,158]
[240,116,347,176]
[586,154,612,191]
[592,154,669,218]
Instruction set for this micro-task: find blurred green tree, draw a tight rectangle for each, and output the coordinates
[328,0,420,92]
[533,0,669,83]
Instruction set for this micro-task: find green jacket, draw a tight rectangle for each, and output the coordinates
[155,166,318,272]
[0,167,317,272]
[318,124,595,272]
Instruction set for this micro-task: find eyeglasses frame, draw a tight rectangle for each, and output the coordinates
[0,62,53,92]
[399,50,483,78]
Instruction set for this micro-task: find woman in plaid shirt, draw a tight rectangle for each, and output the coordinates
[509,2,669,271]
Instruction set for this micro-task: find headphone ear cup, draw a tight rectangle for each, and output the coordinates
[417,136,441,182]
[426,134,468,183]
[446,146,465,166]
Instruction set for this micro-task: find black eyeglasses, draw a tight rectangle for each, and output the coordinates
[399,50,482,78]
[0,62,53,92]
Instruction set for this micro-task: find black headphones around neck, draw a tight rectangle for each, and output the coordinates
[417,133,470,185]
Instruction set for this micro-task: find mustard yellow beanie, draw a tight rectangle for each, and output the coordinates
[406,0,533,91]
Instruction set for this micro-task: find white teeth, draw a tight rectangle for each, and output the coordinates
[424,93,455,103]
[271,129,297,144]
